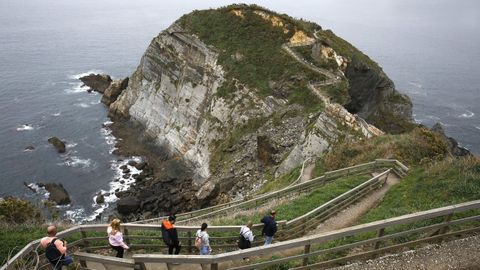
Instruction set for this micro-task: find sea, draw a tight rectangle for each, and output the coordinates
[0,0,478,223]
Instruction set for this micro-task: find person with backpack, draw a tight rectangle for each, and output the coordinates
[40,225,73,270]
[107,218,129,258]
[195,223,211,255]
[261,210,277,245]
[238,221,254,250]
[161,214,181,254]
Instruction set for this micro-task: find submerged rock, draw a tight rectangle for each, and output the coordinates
[42,183,71,205]
[47,137,66,153]
[79,73,112,93]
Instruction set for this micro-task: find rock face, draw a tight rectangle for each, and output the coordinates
[79,73,112,93]
[106,6,416,217]
[101,77,129,106]
[344,59,413,134]
[42,183,71,205]
[431,123,470,157]
[47,137,66,153]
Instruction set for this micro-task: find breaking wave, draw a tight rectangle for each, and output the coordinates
[16,124,35,131]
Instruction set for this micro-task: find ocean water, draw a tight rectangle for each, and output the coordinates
[0,0,478,222]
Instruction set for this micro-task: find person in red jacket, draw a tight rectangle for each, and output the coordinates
[161,215,181,254]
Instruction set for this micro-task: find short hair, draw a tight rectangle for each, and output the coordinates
[47,225,57,236]
[201,223,208,231]
[168,214,176,222]
[247,221,253,228]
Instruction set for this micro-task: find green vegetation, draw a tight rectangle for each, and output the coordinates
[212,175,370,225]
[315,29,381,72]
[0,224,45,265]
[178,5,324,111]
[322,127,448,170]
[360,156,480,222]
[0,197,43,224]
[257,167,301,194]
[321,80,350,105]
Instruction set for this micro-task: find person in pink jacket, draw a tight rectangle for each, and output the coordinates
[107,219,129,258]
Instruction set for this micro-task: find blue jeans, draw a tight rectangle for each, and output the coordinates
[200,246,211,255]
[52,255,73,270]
[264,236,273,245]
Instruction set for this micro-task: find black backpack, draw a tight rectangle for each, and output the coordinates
[45,238,63,263]
[238,233,251,249]
[161,225,173,246]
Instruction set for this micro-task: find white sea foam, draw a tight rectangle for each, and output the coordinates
[475,126,480,130]
[459,110,475,118]
[52,111,61,116]
[80,157,143,222]
[66,142,78,148]
[63,156,93,168]
[16,124,34,131]
[26,183,50,199]
[69,70,104,80]
[65,82,90,94]
[75,103,91,108]
[408,81,423,88]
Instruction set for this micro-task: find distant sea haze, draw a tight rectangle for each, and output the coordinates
[0,0,478,222]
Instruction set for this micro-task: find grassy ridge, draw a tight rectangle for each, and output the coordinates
[212,175,370,226]
[360,156,480,222]
[178,5,324,112]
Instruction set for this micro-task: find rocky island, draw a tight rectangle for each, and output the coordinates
[79,5,466,220]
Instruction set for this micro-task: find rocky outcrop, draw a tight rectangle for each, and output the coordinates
[101,77,129,106]
[117,196,140,215]
[431,123,470,157]
[344,59,413,134]
[105,7,418,217]
[41,183,71,205]
[47,137,66,153]
[79,73,112,93]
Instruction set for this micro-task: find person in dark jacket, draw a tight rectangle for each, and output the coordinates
[161,215,181,254]
[261,210,277,245]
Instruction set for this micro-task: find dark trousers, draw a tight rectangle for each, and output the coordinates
[110,244,125,258]
[168,243,181,254]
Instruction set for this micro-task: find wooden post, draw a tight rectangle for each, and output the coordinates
[303,244,311,266]
[439,213,454,235]
[211,263,218,270]
[81,230,91,253]
[188,231,193,254]
[374,228,385,249]
[136,262,148,270]
[123,228,130,247]
[79,259,87,268]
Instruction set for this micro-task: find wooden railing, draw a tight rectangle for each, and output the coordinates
[131,200,480,270]
[136,159,408,225]
[1,160,407,270]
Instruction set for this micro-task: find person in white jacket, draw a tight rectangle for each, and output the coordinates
[196,223,212,255]
[107,219,129,258]
[239,221,254,249]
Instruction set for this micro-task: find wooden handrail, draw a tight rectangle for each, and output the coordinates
[132,200,480,267]
[1,160,408,270]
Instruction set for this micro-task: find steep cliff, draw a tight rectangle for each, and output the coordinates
[108,5,413,217]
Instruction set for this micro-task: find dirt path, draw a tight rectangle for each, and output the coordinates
[311,172,400,234]
[329,234,480,270]
[220,172,402,269]
[300,163,315,183]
